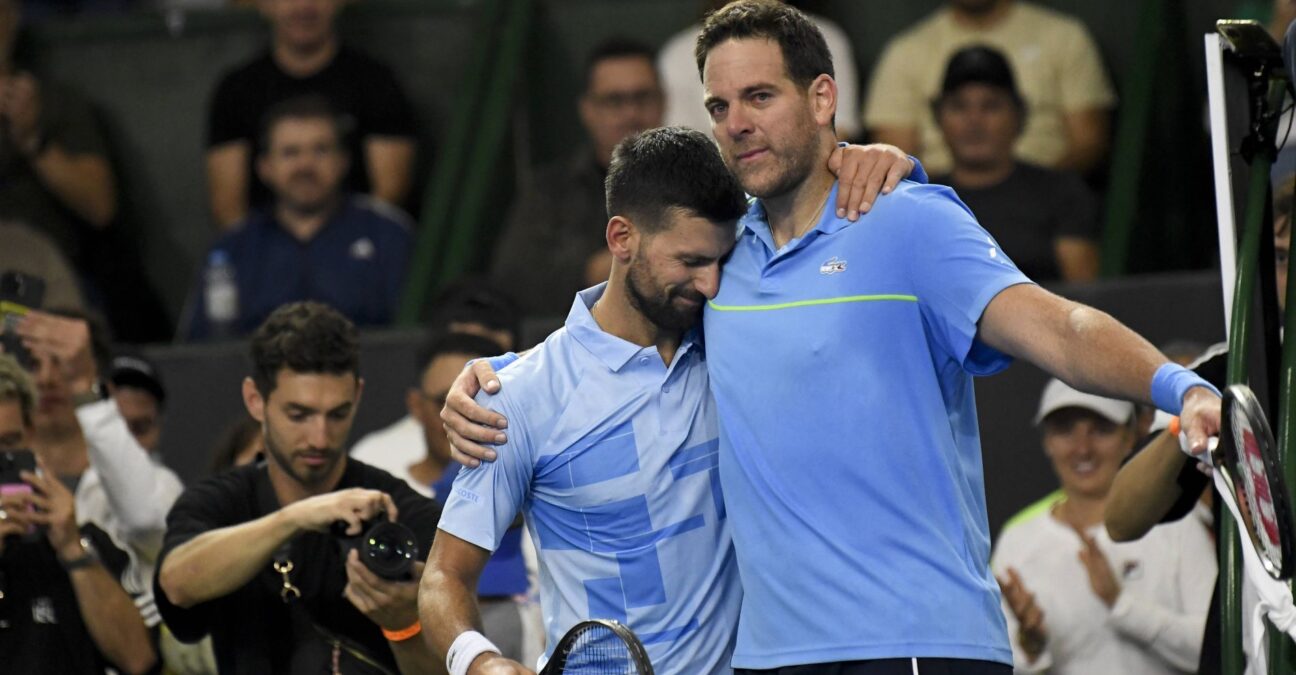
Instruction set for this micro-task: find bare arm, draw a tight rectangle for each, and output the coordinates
[1054,237,1100,283]
[206,141,250,230]
[64,545,158,674]
[1104,431,1192,542]
[342,554,446,675]
[158,488,396,608]
[420,531,533,674]
[29,148,117,227]
[365,136,416,208]
[977,284,1220,450]
[1055,108,1110,174]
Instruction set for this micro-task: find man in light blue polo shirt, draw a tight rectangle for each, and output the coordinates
[445,4,1223,675]
[420,127,750,675]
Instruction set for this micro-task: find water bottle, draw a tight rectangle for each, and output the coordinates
[203,250,239,339]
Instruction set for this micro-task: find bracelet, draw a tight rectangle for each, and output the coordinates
[1168,416,1181,437]
[381,620,422,642]
[447,630,500,675]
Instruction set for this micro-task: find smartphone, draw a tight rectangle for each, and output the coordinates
[0,271,45,369]
[0,449,37,537]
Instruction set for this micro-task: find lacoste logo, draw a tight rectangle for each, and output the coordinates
[349,237,376,261]
[819,256,847,275]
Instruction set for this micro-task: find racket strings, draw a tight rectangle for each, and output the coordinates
[558,625,637,674]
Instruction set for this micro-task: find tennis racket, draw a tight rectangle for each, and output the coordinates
[1211,384,1296,579]
[539,620,654,675]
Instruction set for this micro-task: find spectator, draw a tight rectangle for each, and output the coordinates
[206,0,416,228]
[992,379,1213,674]
[13,309,184,631]
[864,0,1115,175]
[352,331,531,661]
[0,0,168,342]
[209,415,263,474]
[930,46,1100,282]
[658,0,861,139]
[491,38,664,319]
[0,222,85,311]
[184,96,414,341]
[0,353,157,675]
[109,354,165,454]
[427,278,522,352]
[155,302,442,674]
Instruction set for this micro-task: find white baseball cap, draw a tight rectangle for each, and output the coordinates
[1034,378,1135,426]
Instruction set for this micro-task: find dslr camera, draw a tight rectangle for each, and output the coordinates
[331,515,419,581]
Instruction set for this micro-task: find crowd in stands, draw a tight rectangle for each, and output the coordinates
[1,0,1291,673]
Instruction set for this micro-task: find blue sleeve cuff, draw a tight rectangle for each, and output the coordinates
[907,155,928,185]
[1151,362,1221,415]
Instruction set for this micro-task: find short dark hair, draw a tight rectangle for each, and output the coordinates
[605,126,749,233]
[429,277,523,346]
[257,94,348,155]
[249,302,359,395]
[414,332,502,382]
[584,38,658,93]
[694,0,833,88]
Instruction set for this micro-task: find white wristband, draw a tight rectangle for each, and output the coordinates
[447,630,500,675]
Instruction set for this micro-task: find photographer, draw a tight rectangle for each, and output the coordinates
[154,302,443,674]
[0,353,156,674]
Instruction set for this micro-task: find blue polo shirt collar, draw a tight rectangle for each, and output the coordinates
[739,182,851,256]
[565,283,702,373]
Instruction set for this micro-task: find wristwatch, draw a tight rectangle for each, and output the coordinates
[70,380,107,408]
[59,537,100,572]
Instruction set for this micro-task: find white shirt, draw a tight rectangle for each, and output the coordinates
[991,507,1215,674]
[657,14,862,139]
[74,399,185,627]
[349,415,431,496]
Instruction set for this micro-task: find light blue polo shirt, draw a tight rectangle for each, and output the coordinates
[439,284,740,675]
[704,181,1032,668]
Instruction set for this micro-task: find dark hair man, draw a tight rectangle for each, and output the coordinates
[446,2,1221,673]
[206,0,416,229]
[0,353,156,674]
[423,127,749,674]
[931,46,1101,282]
[185,96,414,341]
[156,302,443,674]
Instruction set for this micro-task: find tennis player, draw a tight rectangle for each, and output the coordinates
[442,3,1223,674]
[422,127,749,675]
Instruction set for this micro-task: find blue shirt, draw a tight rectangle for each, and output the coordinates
[185,195,412,340]
[438,284,740,674]
[429,464,528,597]
[703,182,1032,668]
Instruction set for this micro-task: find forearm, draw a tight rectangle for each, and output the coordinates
[77,400,172,543]
[420,568,487,660]
[391,634,448,675]
[1046,304,1166,402]
[1105,432,1189,541]
[30,148,117,227]
[366,137,415,207]
[158,509,298,607]
[67,562,157,674]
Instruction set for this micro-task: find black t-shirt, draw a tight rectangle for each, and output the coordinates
[207,46,417,210]
[153,460,441,674]
[0,523,136,674]
[931,162,1099,282]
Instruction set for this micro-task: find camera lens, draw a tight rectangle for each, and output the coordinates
[360,521,419,580]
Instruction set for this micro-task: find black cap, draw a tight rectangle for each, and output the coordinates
[109,354,166,407]
[938,45,1024,107]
